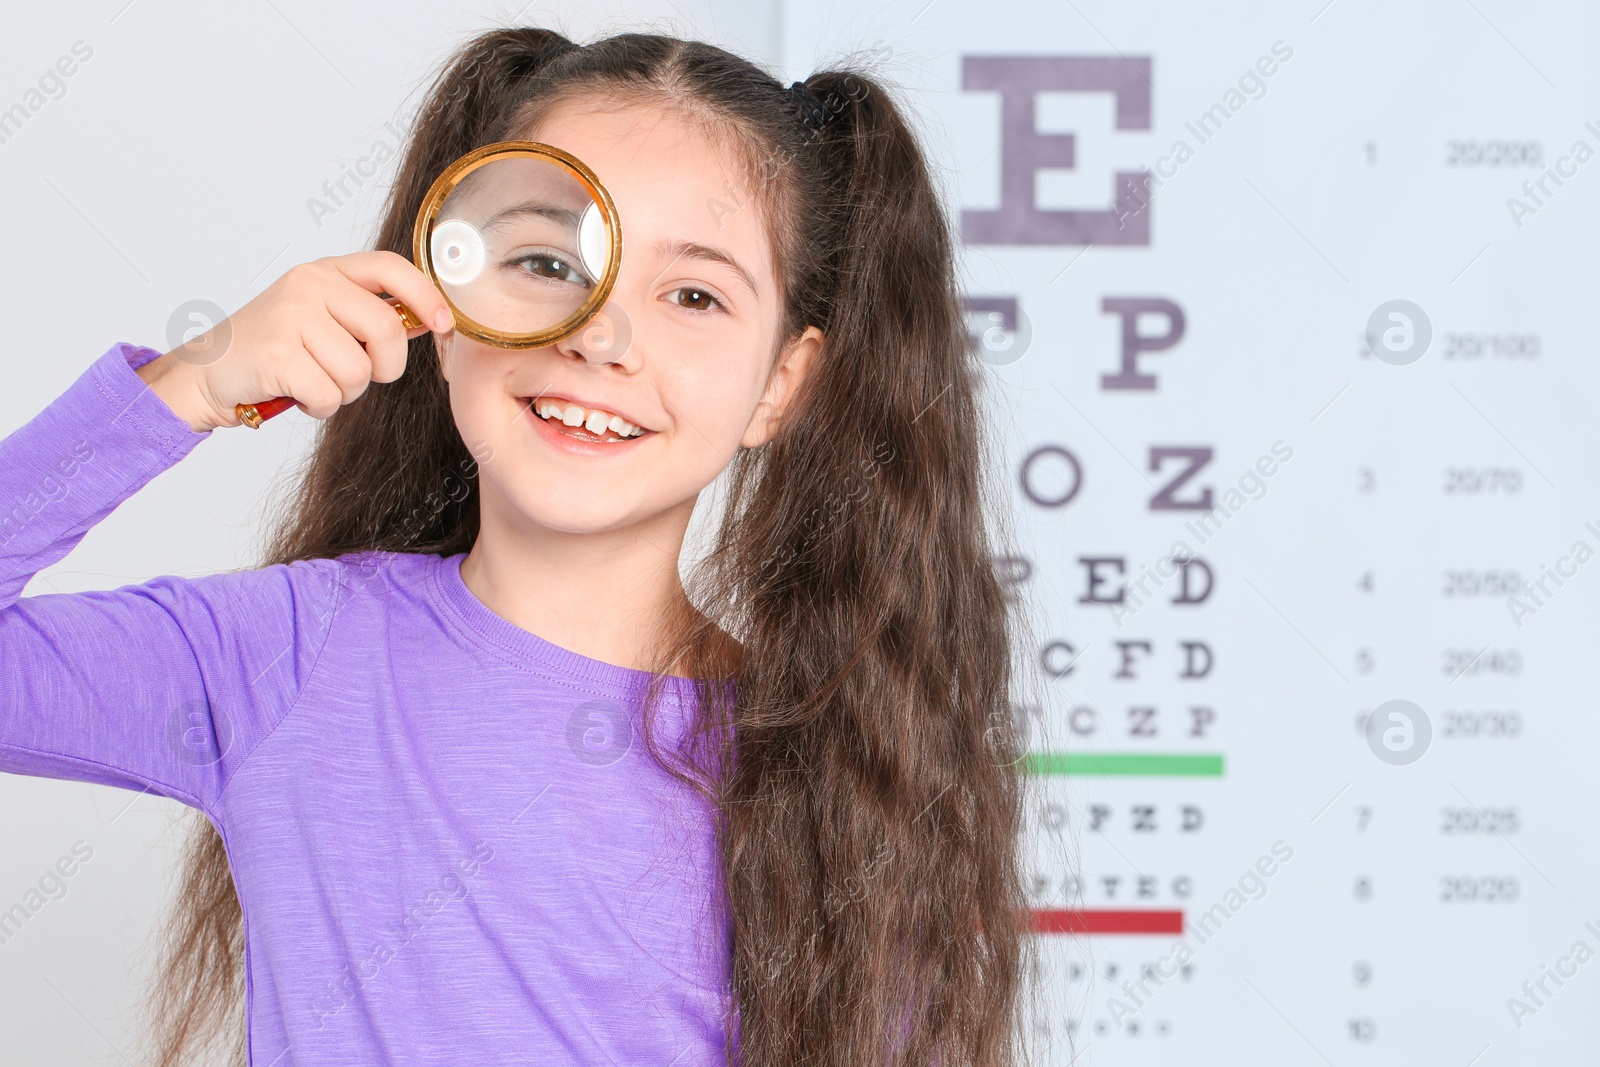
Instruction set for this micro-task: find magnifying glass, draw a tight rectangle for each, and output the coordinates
[235,141,623,428]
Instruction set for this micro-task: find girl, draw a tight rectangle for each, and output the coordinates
[0,26,1037,1067]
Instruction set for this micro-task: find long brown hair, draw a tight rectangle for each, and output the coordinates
[135,26,1042,1067]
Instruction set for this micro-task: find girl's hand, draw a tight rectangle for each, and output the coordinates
[136,251,454,433]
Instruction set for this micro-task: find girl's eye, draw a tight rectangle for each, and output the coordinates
[670,287,724,314]
[507,252,590,287]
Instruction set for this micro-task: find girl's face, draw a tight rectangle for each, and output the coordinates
[435,99,822,537]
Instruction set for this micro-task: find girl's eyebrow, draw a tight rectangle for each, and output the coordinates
[482,201,583,231]
[652,238,758,299]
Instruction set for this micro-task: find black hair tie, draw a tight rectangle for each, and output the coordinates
[787,80,832,130]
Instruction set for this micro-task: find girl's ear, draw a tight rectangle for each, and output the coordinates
[742,325,825,448]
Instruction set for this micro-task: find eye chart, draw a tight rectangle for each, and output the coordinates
[785,1,1600,1062]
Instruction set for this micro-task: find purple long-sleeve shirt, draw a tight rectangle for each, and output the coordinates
[0,342,737,1065]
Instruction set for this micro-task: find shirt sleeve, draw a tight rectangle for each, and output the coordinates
[0,342,345,817]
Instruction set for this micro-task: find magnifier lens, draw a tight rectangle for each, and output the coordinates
[426,153,612,339]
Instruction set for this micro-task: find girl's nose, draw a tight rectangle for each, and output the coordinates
[557,301,636,367]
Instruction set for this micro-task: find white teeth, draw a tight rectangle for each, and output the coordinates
[530,398,644,438]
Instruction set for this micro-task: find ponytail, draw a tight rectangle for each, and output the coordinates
[701,66,1033,1066]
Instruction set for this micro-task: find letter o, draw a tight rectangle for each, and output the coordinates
[1021,445,1083,508]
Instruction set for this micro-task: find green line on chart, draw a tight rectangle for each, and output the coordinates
[1025,753,1225,777]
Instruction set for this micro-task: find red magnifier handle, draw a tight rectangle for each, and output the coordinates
[235,395,297,428]
[235,300,427,428]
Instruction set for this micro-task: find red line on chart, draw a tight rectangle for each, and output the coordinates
[1032,909,1185,935]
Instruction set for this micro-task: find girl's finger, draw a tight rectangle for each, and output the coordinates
[296,315,376,417]
[330,250,454,334]
[322,278,413,384]
[271,355,345,422]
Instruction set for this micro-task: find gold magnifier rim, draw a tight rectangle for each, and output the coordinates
[411,139,622,350]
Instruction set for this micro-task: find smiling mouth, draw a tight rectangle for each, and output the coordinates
[521,397,654,444]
